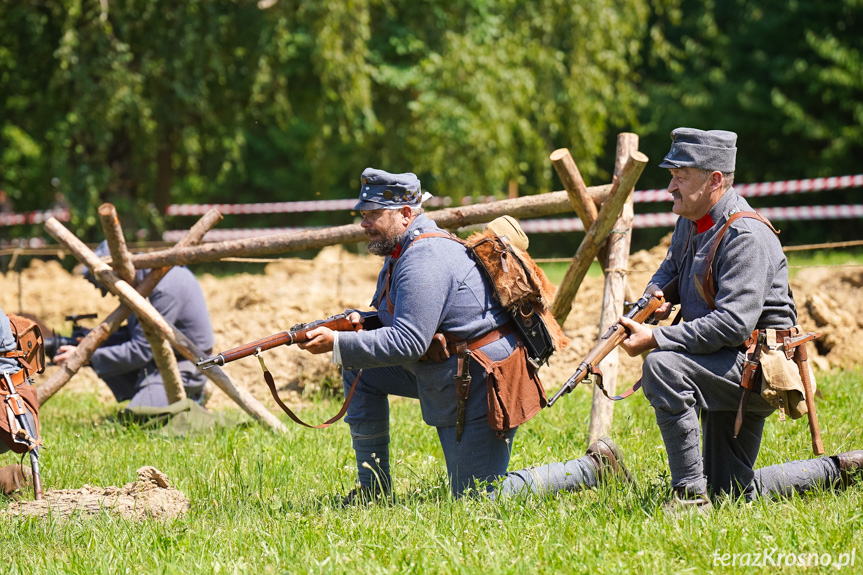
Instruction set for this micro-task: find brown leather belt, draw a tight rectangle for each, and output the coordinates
[446,322,517,356]
[1,369,28,388]
[739,327,796,352]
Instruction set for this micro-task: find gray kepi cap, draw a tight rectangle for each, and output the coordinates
[659,128,737,173]
[354,168,432,211]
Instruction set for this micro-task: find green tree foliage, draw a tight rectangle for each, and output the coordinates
[639,0,863,187]
[635,0,862,246]
[1,0,860,244]
[1,0,652,239]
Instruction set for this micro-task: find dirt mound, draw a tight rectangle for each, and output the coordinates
[1,239,860,411]
[0,466,189,520]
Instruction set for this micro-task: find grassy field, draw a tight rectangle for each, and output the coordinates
[1,368,861,574]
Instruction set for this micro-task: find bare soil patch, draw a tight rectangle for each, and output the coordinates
[1,240,860,413]
[0,466,189,520]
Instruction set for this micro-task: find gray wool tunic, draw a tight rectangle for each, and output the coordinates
[650,188,797,353]
[337,213,516,427]
[89,266,214,396]
[0,306,22,376]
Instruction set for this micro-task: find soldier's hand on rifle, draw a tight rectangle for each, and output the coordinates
[619,316,658,357]
[297,327,336,354]
[297,312,365,354]
[644,284,673,321]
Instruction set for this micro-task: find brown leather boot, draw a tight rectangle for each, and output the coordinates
[663,486,713,517]
[586,436,634,484]
[835,450,863,487]
[0,464,31,496]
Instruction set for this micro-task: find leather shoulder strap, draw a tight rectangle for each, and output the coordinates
[702,211,780,310]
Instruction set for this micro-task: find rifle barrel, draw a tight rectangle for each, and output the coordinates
[547,364,588,406]
[546,293,665,408]
[196,313,359,370]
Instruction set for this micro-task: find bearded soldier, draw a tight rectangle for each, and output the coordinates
[298,168,631,503]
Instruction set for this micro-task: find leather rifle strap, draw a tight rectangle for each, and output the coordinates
[263,369,363,429]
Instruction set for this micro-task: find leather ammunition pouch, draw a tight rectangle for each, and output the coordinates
[421,323,546,436]
[0,375,41,455]
[1,313,44,454]
[740,326,815,420]
[473,343,546,436]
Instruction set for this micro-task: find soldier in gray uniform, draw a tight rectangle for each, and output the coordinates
[299,168,630,502]
[54,242,215,409]
[620,128,862,510]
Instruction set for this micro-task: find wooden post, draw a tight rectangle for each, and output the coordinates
[550,150,648,325]
[508,179,519,199]
[43,218,288,433]
[550,147,609,266]
[588,133,638,444]
[127,184,614,269]
[36,210,222,405]
[98,203,187,403]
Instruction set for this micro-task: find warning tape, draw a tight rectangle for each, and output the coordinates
[633,174,863,203]
[162,174,862,216]
[162,204,863,242]
[0,208,70,227]
[2,174,860,229]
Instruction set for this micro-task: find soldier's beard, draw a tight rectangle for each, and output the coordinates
[366,215,403,256]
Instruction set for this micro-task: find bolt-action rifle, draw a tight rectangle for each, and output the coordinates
[547,278,679,407]
[197,312,381,428]
[196,312,377,370]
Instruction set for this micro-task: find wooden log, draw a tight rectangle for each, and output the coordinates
[550,150,648,325]
[99,203,187,403]
[550,148,597,225]
[43,218,288,433]
[550,148,609,266]
[588,133,638,445]
[36,211,221,404]
[127,185,613,268]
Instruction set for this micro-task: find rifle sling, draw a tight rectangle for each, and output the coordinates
[263,368,363,429]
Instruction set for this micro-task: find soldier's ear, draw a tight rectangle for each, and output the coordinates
[398,206,413,223]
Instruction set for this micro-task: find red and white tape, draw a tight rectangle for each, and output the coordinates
[0,208,69,227]
[163,204,863,242]
[634,174,863,203]
[164,195,461,217]
[163,174,863,216]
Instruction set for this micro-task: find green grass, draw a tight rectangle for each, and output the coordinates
[537,260,605,286]
[2,369,862,574]
[786,248,863,279]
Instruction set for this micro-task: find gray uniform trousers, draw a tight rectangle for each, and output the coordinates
[642,348,839,499]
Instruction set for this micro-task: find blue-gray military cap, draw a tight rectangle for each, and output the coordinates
[659,128,737,172]
[354,168,430,211]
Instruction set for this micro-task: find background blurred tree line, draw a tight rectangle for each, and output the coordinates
[1,0,860,252]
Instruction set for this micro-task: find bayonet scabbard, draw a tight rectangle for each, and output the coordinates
[455,345,472,443]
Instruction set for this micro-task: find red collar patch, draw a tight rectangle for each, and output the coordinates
[695,213,715,234]
[390,243,403,259]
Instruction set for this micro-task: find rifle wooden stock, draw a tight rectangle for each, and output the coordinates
[547,293,665,406]
[197,313,358,369]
